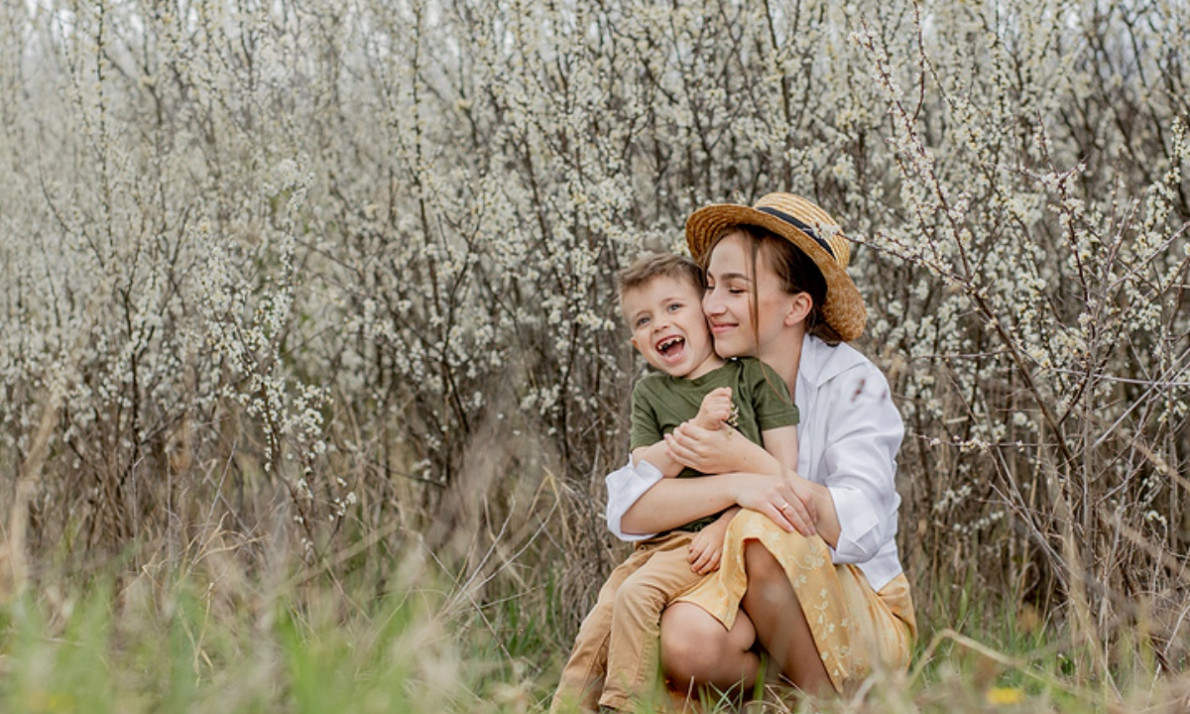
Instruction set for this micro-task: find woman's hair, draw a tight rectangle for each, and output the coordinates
[706,225,845,346]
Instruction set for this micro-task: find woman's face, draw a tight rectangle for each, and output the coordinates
[702,231,797,361]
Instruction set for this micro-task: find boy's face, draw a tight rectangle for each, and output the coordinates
[622,275,720,380]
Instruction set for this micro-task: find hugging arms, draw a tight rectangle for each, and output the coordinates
[603,193,915,699]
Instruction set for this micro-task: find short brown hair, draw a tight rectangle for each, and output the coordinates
[617,252,704,307]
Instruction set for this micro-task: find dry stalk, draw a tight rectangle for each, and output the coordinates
[1,394,62,601]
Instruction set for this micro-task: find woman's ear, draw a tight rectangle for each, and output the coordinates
[784,292,813,327]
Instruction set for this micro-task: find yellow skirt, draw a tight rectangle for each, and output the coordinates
[673,510,917,693]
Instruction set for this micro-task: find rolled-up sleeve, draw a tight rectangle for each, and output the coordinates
[605,456,663,541]
[821,368,904,564]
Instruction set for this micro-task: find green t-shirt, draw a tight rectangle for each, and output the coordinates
[629,357,799,531]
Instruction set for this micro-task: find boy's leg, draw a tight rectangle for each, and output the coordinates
[599,532,702,711]
[551,544,660,713]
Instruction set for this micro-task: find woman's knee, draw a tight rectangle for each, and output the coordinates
[743,536,821,594]
[743,541,786,591]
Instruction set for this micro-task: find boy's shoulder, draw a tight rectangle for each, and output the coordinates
[631,368,676,397]
[728,355,782,381]
[726,357,792,402]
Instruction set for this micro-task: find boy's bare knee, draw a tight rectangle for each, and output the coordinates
[660,605,727,683]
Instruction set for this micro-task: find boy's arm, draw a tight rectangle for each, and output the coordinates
[629,379,680,475]
[760,424,799,474]
[687,506,740,574]
[631,443,684,478]
[632,387,735,477]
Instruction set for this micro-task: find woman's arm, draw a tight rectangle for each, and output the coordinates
[620,470,817,536]
[610,420,774,537]
[662,422,823,539]
[621,423,818,536]
[618,472,741,534]
[663,420,777,475]
[815,368,904,563]
[606,449,804,540]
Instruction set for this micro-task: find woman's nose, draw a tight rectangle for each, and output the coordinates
[703,289,723,315]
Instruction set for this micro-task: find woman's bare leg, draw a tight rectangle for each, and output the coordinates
[741,540,832,694]
[659,602,760,691]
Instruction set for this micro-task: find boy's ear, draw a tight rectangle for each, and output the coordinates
[629,336,641,351]
[784,292,813,327]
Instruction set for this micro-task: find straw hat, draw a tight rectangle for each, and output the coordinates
[685,192,866,342]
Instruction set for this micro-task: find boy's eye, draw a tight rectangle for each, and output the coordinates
[635,316,650,328]
[667,303,681,312]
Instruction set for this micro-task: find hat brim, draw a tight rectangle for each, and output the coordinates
[685,203,866,342]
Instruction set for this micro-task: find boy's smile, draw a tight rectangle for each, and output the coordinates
[622,275,722,380]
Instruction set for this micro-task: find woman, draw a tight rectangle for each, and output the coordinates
[604,193,916,698]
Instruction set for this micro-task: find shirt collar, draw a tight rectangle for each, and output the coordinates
[798,334,869,389]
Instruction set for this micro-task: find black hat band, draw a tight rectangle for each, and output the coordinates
[756,206,836,260]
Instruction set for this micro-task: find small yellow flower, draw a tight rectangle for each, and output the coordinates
[985,686,1025,705]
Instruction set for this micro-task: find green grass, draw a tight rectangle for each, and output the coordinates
[0,571,522,714]
[0,564,1185,714]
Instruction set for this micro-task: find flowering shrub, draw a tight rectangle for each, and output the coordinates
[1,0,1186,665]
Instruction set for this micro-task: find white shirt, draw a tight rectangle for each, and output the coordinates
[605,334,906,591]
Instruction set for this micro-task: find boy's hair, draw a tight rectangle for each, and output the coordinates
[616,252,704,305]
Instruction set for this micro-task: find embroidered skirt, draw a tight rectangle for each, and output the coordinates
[673,509,917,692]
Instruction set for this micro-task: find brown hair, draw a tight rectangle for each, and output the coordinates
[706,226,845,346]
[617,252,704,307]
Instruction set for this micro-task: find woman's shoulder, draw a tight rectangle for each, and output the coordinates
[803,338,902,431]
[801,336,884,383]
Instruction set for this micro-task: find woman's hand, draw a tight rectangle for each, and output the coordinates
[732,473,818,537]
[664,421,768,475]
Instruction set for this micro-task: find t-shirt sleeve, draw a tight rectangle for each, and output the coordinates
[629,378,664,451]
[746,358,800,430]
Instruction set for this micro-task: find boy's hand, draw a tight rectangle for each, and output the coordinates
[693,387,733,430]
[688,512,733,575]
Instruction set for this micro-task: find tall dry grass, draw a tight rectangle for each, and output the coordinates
[0,0,1187,707]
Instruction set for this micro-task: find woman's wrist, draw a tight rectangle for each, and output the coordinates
[722,472,750,507]
[790,472,840,547]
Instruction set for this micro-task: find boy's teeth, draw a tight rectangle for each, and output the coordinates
[659,337,684,354]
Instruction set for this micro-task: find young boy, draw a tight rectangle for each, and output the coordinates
[551,253,799,713]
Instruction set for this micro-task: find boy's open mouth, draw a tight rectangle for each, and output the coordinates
[656,335,685,359]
